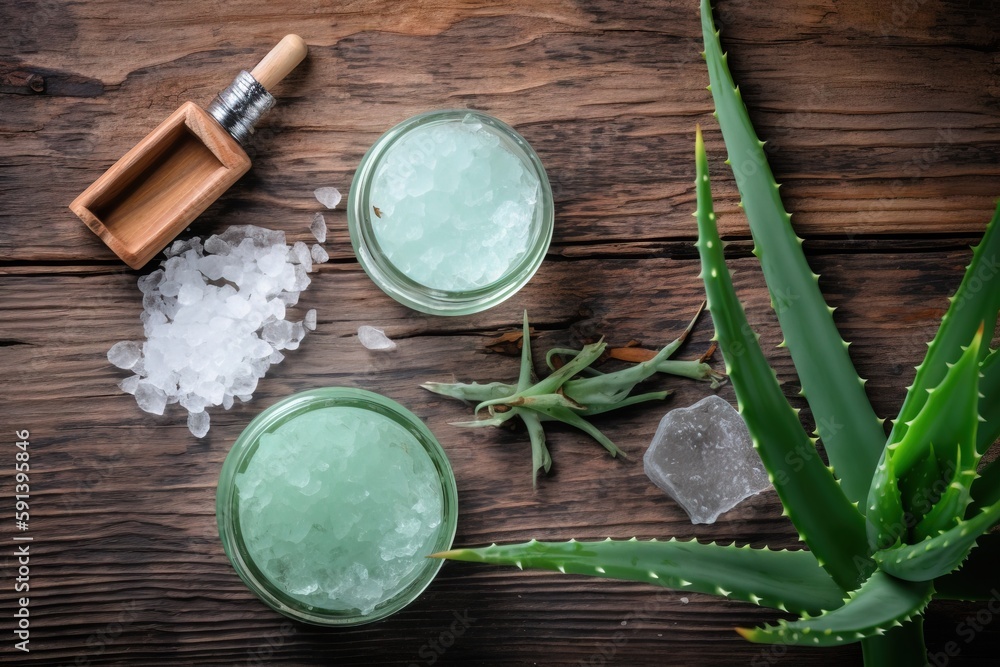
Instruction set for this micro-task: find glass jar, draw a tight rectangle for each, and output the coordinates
[348,109,554,316]
[217,387,458,626]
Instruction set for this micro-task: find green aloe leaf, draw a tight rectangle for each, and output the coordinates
[694,126,869,590]
[889,202,1000,447]
[521,410,552,489]
[868,324,985,548]
[532,404,626,458]
[875,499,1000,582]
[886,325,983,476]
[737,570,933,647]
[701,0,885,507]
[968,348,1000,510]
[421,381,516,403]
[432,538,845,616]
[976,347,1000,454]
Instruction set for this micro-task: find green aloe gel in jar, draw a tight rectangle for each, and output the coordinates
[217,388,458,625]
[349,110,554,315]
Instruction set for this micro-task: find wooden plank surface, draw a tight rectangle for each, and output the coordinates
[2,0,1000,664]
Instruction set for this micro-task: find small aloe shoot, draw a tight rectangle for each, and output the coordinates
[433,2,1000,663]
[423,307,723,486]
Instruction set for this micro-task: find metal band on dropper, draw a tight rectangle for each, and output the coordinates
[207,71,276,146]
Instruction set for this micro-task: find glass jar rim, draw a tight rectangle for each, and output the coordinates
[348,109,554,316]
[216,387,458,626]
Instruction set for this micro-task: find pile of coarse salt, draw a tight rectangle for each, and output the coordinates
[108,224,328,438]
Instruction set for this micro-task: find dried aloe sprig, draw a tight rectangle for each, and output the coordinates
[432,2,1000,662]
[422,306,723,486]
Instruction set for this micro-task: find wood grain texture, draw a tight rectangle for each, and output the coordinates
[2,0,1000,665]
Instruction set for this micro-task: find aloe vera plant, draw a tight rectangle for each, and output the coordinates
[423,307,723,486]
[432,2,1000,662]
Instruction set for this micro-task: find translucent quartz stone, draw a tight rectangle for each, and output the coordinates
[235,406,444,615]
[643,395,771,524]
[368,117,540,292]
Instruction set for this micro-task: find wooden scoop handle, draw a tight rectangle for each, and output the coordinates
[250,34,308,91]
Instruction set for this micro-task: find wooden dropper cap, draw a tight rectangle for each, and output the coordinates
[250,34,308,90]
[69,36,309,269]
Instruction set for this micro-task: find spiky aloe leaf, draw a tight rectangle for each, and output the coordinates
[969,458,1000,513]
[875,500,1000,582]
[887,325,983,475]
[737,570,933,647]
[896,445,942,532]
[968,348,1000,510]
[911,325,984,540]
[867,324,985,548]
[866,452,905,550]
[700,0,884,507]
[695,126,870,590]
[533,404,626,458]
[432,538,845,616]
[890,201,1000,446]
[976,347,1000,454]
[521,410,551,489]
[421,381,515,403]
[934,533,1000,601]
[913,450,977,542]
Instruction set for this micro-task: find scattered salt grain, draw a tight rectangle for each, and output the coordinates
[311,243,329,265]
[680,597,689,605]
[108,225,316,438]
[303,309,317,331]
[314,187,341,211]
[358,325,396,351]
[187,410,210,438]
[310,212,328,243]
[107,341,142,370]
[118,375,140,395]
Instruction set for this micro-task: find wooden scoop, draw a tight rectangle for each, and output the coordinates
[70,35,308,269]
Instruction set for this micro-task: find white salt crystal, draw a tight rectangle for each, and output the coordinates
[137,270,164,294]
[118,375,141,395]
[310,212,328,243]
[134,381,167,416]
[111,225,314,439]
[303,309,317,331]
[187,410,210,438]
[314,187,341,211]
[358,325,396,351]
[643,395,771,524]
[177,283,203,306]
[311,244,329,264]
[292,241,313,272]
[107,341,142,370]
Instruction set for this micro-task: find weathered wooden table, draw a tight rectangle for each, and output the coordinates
[3,0,1000,664]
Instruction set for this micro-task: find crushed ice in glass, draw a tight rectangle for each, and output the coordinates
[643,395,771,524]
[314,187,342,210]
[109,225,330,438]
[235,406,444,615]
[369,116,540,291]
[358,325,396,351]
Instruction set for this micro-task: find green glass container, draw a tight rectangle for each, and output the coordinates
[217,387,458,626]
[348,109,554,316]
